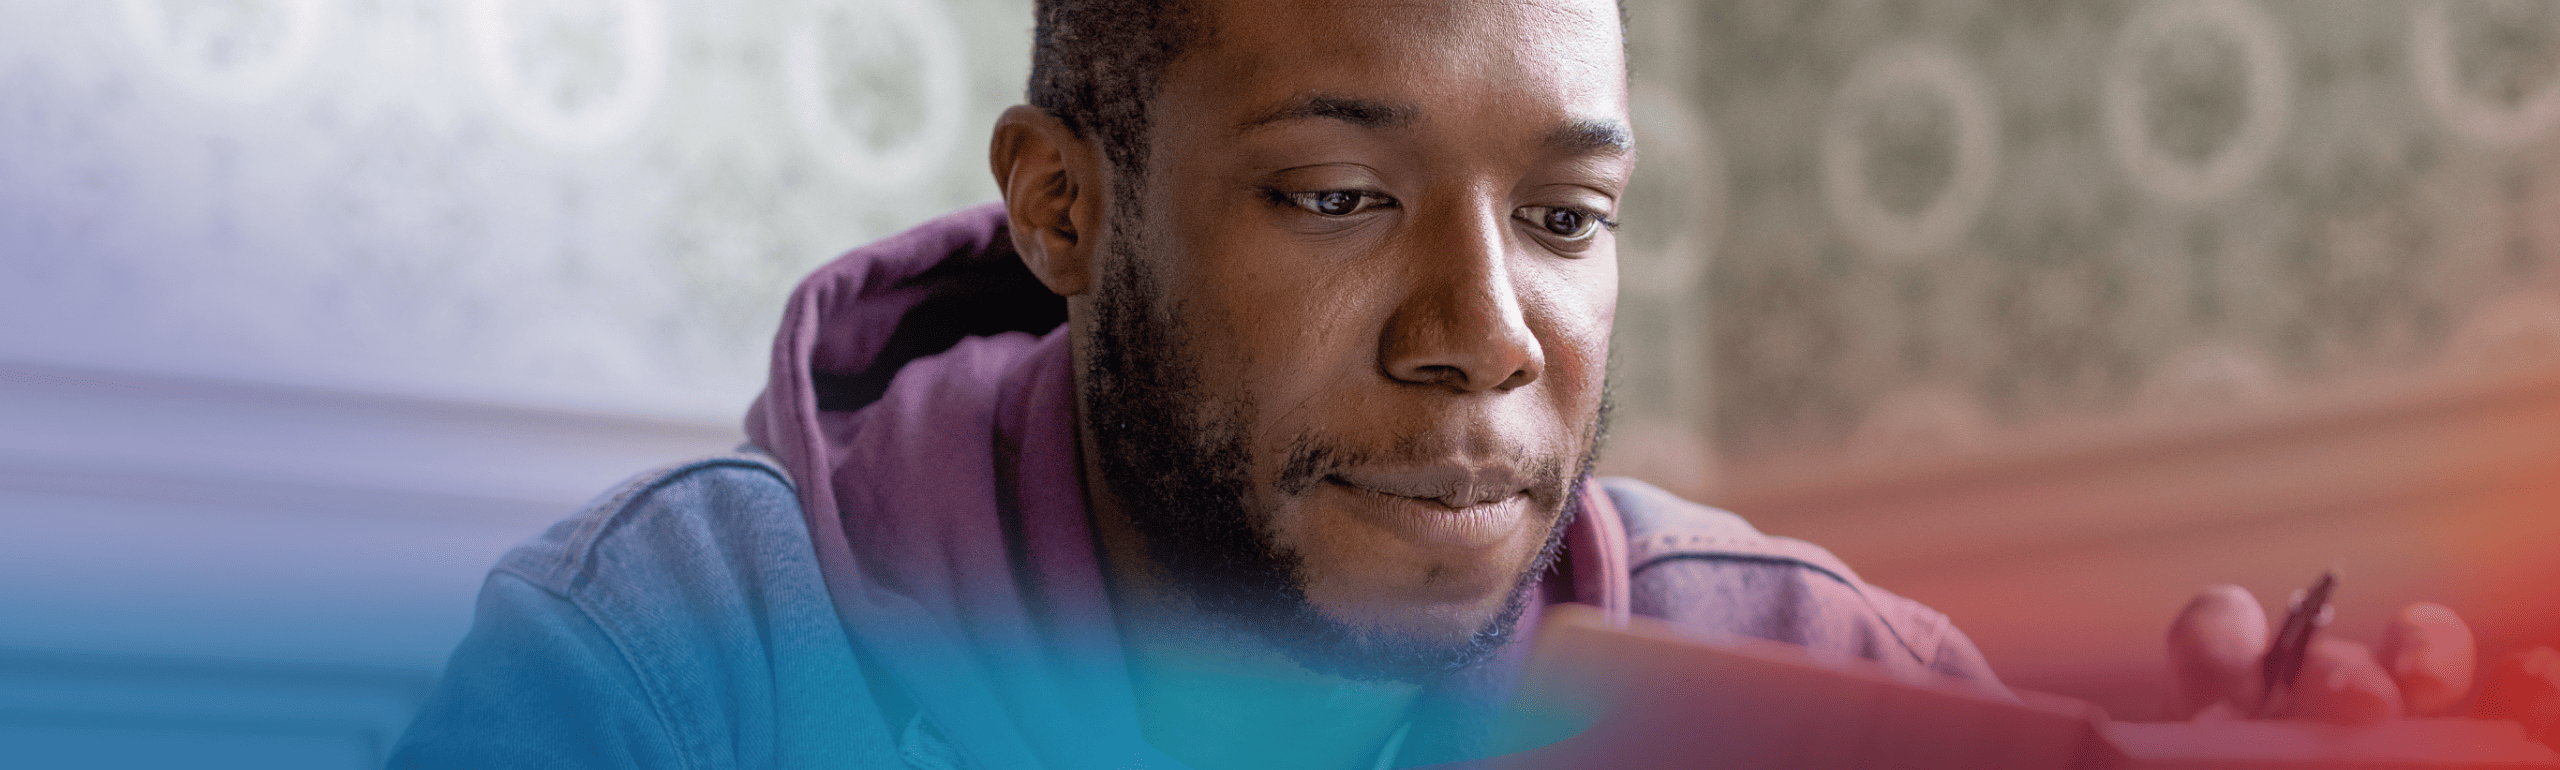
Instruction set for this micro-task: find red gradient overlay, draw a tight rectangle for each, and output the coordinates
[1681,367,2560,751]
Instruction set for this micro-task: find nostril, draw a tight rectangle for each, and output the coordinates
[1381,325,1540,392]
[1411,364,1470,390]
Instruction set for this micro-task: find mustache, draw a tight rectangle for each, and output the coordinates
[1272,434,1577,507]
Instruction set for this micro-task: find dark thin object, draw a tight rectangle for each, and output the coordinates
[2258,570,2338,718]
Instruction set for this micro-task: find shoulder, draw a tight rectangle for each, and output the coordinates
[396,452,891,768]
[489,449,851,693]
[1597,477,2001,687]
[497,451,806,598]
[1599,476,1864,591]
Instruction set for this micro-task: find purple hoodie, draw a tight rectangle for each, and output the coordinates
[391,203,1986,770]
[741,203,1633,766]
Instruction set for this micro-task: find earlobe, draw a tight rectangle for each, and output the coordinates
[990,105,1102,297]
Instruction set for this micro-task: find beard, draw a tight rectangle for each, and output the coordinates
[1081,223,1607,685]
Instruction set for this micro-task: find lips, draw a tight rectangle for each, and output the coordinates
[1327,464,1536,550]
[1331,463,1531,508]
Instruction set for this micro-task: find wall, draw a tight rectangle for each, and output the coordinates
[1,0,1032,418]
[1608,0,2560,482]
[0,1,1032,767]
[1607,0,2560,716]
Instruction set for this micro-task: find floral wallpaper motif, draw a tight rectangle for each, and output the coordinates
[1612,0,2560,478]
[9,0,2560,484]
[0,0,1029,420]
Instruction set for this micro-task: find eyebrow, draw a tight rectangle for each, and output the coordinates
[1235,93,1636,157]
[1548,118,1634,156]
[1238,94,1416,132]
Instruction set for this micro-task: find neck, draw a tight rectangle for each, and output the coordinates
[1077,415,1421,770]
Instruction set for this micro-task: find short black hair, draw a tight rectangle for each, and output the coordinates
[1026,0,1628,193]
[1026,0,1208,186]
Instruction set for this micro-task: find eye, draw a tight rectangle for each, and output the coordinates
[1272,189,1396,217]
[1515,205,1617,241]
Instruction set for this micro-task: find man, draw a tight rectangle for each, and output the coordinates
[391,1,2468,768]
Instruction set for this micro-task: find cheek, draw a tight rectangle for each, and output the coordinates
[1160,216,1381,374]
[1527,255,1619,405]
[1187,257,1393,436]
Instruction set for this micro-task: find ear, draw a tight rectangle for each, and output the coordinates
[990,104,1106,297]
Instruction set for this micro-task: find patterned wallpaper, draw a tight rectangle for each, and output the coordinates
[1608,0,2560,492]
[0,0,1031,420]
[10,0,2560,489]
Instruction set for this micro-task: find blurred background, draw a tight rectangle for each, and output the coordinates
[5,0,2560,766]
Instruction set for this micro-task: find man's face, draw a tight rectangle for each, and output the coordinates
[1082,0,1627,680]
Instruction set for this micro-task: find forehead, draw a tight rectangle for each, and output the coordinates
[1165,0,1628,139]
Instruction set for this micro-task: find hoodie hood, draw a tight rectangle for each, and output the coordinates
[743,203,1630,769]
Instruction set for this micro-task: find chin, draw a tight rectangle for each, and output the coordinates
[1214,475,1580,684]
[1282,502,1556,646]
[1316,591,1522,649]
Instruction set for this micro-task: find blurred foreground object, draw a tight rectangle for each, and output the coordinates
[2166,578,2474,726]
[1493,605,2559,770]
[2476,647,2560,748]
[2384,602,2481,717]
[2167,584,2271,718]
[1712,363,2560,720]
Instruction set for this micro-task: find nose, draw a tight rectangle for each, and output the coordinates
[1379,205,1543,392]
